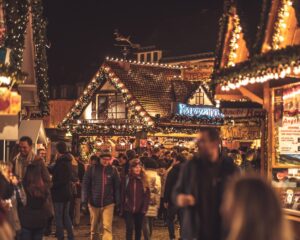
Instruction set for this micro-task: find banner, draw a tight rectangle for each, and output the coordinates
[221,125,261,140]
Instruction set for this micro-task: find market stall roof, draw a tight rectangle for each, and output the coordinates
[212,0,300,100]
[59,59,214,130]
[19,120,47,145]
[105,60,201,118]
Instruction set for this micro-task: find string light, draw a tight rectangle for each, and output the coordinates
[221,62,300,91]
[227,14,242,67]
[105,56,187,69]
[272,0,293,50]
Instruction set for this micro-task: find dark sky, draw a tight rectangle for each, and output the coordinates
[44,0,223,85]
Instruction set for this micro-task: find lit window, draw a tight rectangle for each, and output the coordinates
[97,93,126,119]
[194,88,204,105]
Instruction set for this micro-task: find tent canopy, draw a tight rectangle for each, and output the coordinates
[18,120,47,145]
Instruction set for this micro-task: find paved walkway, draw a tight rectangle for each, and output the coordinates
[45,217,172,240]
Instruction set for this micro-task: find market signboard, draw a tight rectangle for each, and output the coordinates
[221,125,261,140]
[222,108,265,118]
[279,124,300,154]
[175,103,224,119]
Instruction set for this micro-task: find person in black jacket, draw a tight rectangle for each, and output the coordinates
[163,154,186,240]
[82,152,120,240]
[173,128,238,240]
[50,142,74,240]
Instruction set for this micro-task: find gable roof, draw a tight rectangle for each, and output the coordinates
[59,59,206,129]
[214,0,271,70]
[105,61,200,118]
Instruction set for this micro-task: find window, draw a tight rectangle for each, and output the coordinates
[153,52,158,62]
[97,93,126,119]
[140,53,145,62]
[194,88,204,105]
[146,53,151,62]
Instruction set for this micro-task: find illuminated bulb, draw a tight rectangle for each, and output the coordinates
[221,85,226,91]
[135,105,142,111]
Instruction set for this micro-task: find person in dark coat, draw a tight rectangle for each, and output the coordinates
[173,128,238,240]
[50,142,74,240]
[121,159,150,240]
[82,152,120,240]
[19,164,51,240]
[163,154,186,240]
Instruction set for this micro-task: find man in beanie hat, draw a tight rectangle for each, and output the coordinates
[82,150,120,240]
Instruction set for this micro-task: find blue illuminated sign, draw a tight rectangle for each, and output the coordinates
[176,103,224,119]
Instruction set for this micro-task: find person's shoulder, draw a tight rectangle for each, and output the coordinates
[222,156,238,172]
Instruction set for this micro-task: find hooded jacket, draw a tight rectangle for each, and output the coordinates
[50,154,73,202]
[82,164,120,208]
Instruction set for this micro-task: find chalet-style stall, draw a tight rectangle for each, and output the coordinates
[59,58,222,160]
[213,0,300,227]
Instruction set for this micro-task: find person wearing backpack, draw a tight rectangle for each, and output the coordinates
[121,159,150,240]
[82,152,120,240]
[19,164,51,240]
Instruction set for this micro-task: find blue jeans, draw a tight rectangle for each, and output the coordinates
[20,228,44,240]
[53,202,74,240]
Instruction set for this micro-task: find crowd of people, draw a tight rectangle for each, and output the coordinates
[0,128,294,240]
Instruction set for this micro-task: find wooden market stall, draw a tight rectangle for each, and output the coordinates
[212,0,300,230]
[59,58,222,162]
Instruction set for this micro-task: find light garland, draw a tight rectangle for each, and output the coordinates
[103,64,155,127]
[227,14,242,67]
[272,0,293,50]
[221,61,300,91]
[105,56,186,69]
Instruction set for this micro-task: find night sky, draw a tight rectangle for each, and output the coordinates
[44,0,223,85]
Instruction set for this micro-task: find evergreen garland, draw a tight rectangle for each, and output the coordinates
[3,0,29,71]
[31,0,50,115]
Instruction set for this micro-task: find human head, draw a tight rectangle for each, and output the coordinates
[37,148,46,160]
[245,149,256,162]
[222,176,293,240]
[118,153,128,166]
[197,128,221,162]
[130,159,142,176]
[19,136,33,157]
[100,151,112,167]
[90,155,100,166]
[126,149,136,161]
[0,162,12,180]
[175,154,186,165]
[143,157,158,170]
[56,141,67,155]
[152,147,160,157]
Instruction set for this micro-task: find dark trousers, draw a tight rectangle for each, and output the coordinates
[142,216,154,240]
[53,202,74,240]
[20,228,44,240]
[124,211,144,240]
[166,206,183,240]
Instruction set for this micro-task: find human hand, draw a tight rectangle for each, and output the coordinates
[176,194,196,207]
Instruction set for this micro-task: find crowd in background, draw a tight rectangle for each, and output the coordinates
[0,128,294,240]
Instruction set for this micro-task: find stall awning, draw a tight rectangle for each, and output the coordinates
[19,120,48,145]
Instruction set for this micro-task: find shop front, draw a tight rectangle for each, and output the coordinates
[59,59,219,162]
[268,82,300,222]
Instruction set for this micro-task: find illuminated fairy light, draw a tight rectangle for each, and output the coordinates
[0,76,12,85]
[221,63,300,91]
[103,65,155,127]
[105,56,187,69]
[227,14,242,67]
[272,0,293,50]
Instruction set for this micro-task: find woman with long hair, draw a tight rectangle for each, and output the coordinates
[121,159,150,240]
[222,176,293,240]
[19,164,51,240]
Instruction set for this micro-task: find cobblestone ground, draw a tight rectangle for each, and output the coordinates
[45,216,172,240]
